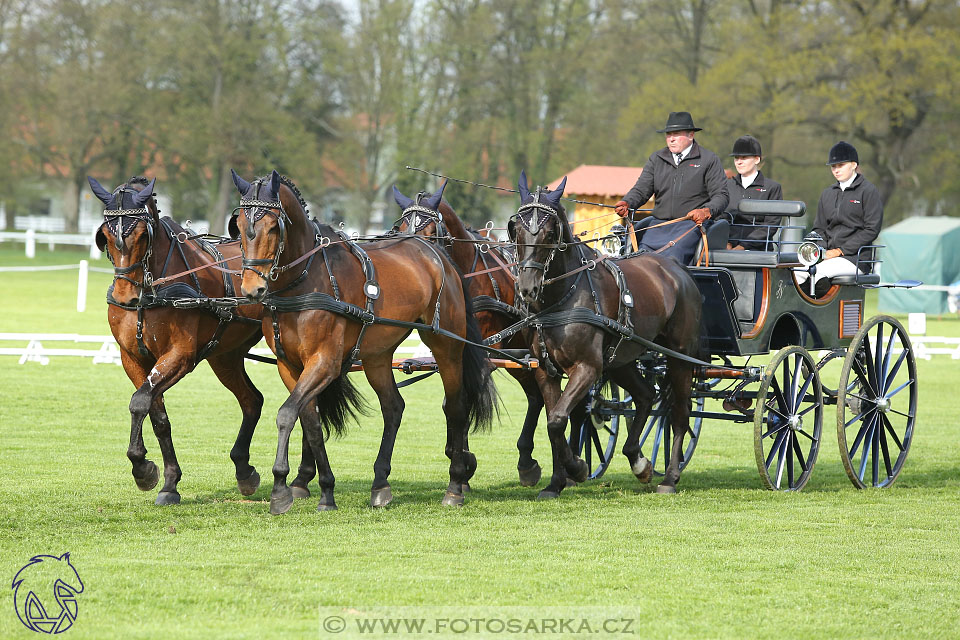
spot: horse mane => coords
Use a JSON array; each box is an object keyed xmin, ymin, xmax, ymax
[{"xmin": 553, "ymin": 203, "xmax": 577, "ymax": 246}]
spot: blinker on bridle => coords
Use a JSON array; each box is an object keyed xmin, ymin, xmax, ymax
[
  {"xmin": 395, "ymin": 192, "xmax": 447, "ymax": 240},
  {"xmin": 236, "ymin": 178, "xmax": 291, "ymax": 282},
  {"xmin": 512, "ymin": 188, "xmax": 565, "ymax": 297}
]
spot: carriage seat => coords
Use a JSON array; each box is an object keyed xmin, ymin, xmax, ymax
[{"xmin": 830, "ymin": 273, "xmax": 881, "ymax": 286}]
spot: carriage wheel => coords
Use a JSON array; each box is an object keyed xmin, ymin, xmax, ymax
[
  {"xmin": 570, "ymin": 379, "xmax": 623, "ymax": 480},
  {"xmin": 837, "ymin": 315, "xmax": 917, "ymax": 489},
  {"xmin": 754, "ymin": 346, "xmax": 823, "ymax": 491},
  {"xmin": 815, "ymin": 349, "xmax": 852, "ymax": 398},
  {"xmin": 638, "ymin": 385, "xmax": 704, "ymax": 477}
]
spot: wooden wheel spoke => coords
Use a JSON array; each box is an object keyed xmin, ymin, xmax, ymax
[
  {"xmin": 774, "ymin": 434, "xmax": 789, "ymax": 489},
  {"xmin": 650, "ymin": 420, "xmax": 664, "ymax": 468},
  {"xmin": 797, "ymin": 429, "xmax": 818, "ymax": 442},
  {"xmin": 761, "ymin": 423, "xmax": 789, "ymax": 440},
  {"xmin": 845, "ymin": 409, "xmax": 868, "ymax": 429},
  {"xmin": 871, "ymin": 421, "xmax": 881, "ymax": 486},
  {"xmin": 798, "ymin": 403, "xmax": 818, "ymax": 417},
  {"xmin": 879, "ymin": 422, "xmax": 894, "ymax": 480},
  {"xmin": 591, "ymin": 428, "xmax": 604, "ymax": 460},
  {"xmin": 885, "ymin": 379, "xmax": 915, "ymax": 400},
  {"xmin": 765, "ymin": 429, "xmax": 789, "ymax": 470},
  {"xmin": 851, "ymin": 355, "xmax": 876, "ymax": 395},
  {"xmin": 848, "ymin": 420, "xmax": 870, "ymax": 458},
  {"xmin": 881, "ymin": 413, "xmax": 905, "ymax": 452},
  {"xmin": 786, "ymin": 433, "xmax": 795, "ymax": 488},
  {"xmin": 857, "ymin": 417, "xmax": 877, "ymax": 482},
  {"xmin": 882, "ymin": 349, "xmax": 908, "ymax": 395},
  {"xmin": 791, "ymin": 435, "xmax": 808, "ymax": 472},
  {"xmin": 873, "ymin": 324, "xmax": 885, "ymax": 390},
  {"xmin": 769, "ymin": 375, "xmax": 789, "ymax": 416}
]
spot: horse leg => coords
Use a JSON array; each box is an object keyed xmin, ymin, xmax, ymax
[
  {"xmin": 269, "ymin": 361, "xmax": 339, "ymax": 515},
  {"xmin": 207, "ymin": 352, "xmax": 263, "ymax": 496},
  {"xmin": 610, "ymin": 364, "xmax": 657, "ymax": 484},
  {"xmin": 290, "ymin": 431, "xmax": 317, "ymax": 499},
  {"xmin": 298, "ymin": 404, "xmax": 337, "ymax": 511},
  {"xmin": 148, "ymin": 397, "xmax": 183, "ymax": 505},
  {"xmin": 362, "ymin": 356, "xmax": 405, "ymax": 508},
  {"xmin": 427, "ymin": 340, "xmax": 471, "ymax": 507},
  {"xmin": 537, "ymin": 366, "xmax": 595, "ymax": 499},
  {"xmin": 511, "ymin": 369, "xmax": 545, "ymax": 486},
  {"xmin": 118, "ymin": 352, "xmax": 161, "ymax": 492},
  {"xmin": 658, "ymin": 358, "xmax": 694, "ymax": 494}
]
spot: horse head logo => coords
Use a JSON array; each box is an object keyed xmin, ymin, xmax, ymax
[{"xmin": 12, "ymin": 553, "xmax": 84, "ymax": 634}]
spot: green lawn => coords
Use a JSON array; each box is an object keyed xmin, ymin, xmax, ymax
[{"xmin": 1, "ymin": 247, "xmax": 959, "ymax": 639}]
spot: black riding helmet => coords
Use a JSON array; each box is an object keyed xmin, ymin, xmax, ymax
[
  {"xmin": 826, "ymin": 141, "xmax": 858, "ymax": 165},
  {"xmin": 730, "ymin": 135, "xmax": 762, "ymax": 158}
]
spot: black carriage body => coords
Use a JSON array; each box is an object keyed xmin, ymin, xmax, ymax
[{"xmin": 689, "ymin": 262, "xmax": 864, "ymax": 356}]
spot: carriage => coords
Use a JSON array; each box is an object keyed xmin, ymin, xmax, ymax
[{"xmin": 567, "ymin": 199, "xmax": 919, "ymax": 491}]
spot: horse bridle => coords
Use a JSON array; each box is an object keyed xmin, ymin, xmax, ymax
[
  {"xmin": 511, "ymin": 190, "xmax": 567, "ymax": 297},
  {"xmin": 393, "ymin": 193, "xmax": 449, "ymax": 243},
  {"xmin": 100, "ymin": 186, "xmax": 156, "ymax": 291},
  {"xmin": 236, "ymin": 179, "xmax": 292, "ymax": 282}
]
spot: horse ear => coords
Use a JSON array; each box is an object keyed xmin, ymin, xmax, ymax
[
  {"xmin": 423, "ymin": 180, "xmax": 447, "ymax": 210},
  {"xmin": 518, "ymin": 170, "xmax": 531, "ymax": 203},
  {"xmin": 507, "ymin": 218, "xmax": 517, "ymax": 240},
  {"xmin": 544, "ymin": 176, "xmax": 567, "ymax": 208},
  {"xmin": 231, "ymin": 169, "xmax": 251, "ymax": 195},
  {"xmin": 87, "ymin": 176, "xmax": 114, "ymax": 205},
  {"xmin": 227, "ymin": 214, "xmax": 240, "ymax": 239},
  {"xmin": 270, "ymin": 170, "xmax": 281, "ymax": 199},
  {"xmin": 133, "ymin": 178, "xmax": 156, "ymax": 207},
  {"xmin": 392, "ymin": 185, "xmax": 415, "ymax": 210}
]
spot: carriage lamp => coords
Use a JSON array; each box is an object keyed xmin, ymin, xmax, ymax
[
  {"xmin": 797, "ymin": 241, "xmax": 823, "ymax": 267},
  {"xmin": 601, "ymin": 224, "xmax": 626, "ymax": 256}
]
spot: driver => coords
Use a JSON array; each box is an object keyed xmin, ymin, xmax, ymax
[{"xmin": 614, "ymin": 111, "xmax": 728, "ymax": 264}]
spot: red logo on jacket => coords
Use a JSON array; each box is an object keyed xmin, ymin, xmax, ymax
[{"xmin": 850, "ymin": 199, "xmax": 861, "ymax": 204}]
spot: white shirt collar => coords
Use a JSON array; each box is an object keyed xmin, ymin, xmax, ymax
[
  {"xmin": 739, "ymin": 171, "xmax": 759, "ymax": 188},
  {"xmin": 674, "ymin": 143, "xmax": 693, "ymax": 165},
  {"xmin": 838, "ymin": 174, "xmax": 856, "ymax": 191}
]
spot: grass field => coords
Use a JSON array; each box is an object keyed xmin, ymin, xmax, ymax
[{"xmin": 1, "ymin": 244, "xmax": 959, "ymax": 639}]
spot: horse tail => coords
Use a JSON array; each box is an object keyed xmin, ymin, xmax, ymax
[
  {"xmin": 316, "ymin": 371, "xmax": 369, "ymax": 439},
  {"xmin": 459, "ymin": 276, "xmax": 500, "ymax": 434}
]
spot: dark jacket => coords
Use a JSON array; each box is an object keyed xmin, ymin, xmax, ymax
[
  {"xmin": 813, "ymin": 173, "xmax": 883, "ymax": 266},
  {"xmin": 726, "ymin": 171, "xmax": 783, "ymax": 250},
  {"xmin": 623, "ymin": 142, "xmax": 729, "ymax": 220}
]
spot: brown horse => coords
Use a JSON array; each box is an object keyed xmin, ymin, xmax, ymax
[
  {"xmin": 391, "ymin": 182, "xmax": 571, "ymax": 486},
  {"xmin": 231, "ymin": 170, "xmax": 495, "ymax": 513},
  {"xmin": 507, "ymin": 171, "xmax": 702, "ymax": 497},
  {"xmin": 88, "ymin": 176, "xmax": 265, "ymax": 505}
]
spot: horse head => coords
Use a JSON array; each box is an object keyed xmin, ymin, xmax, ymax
[
  {"xmin": 392, "ymin": 180, "xmax": 448, "ymax": 240},
  {"xmin": 13, "ymin": 553, "xmax": 84, "ymax": 633},
  {"xmin": 89, "ymin": 176, "xmax": 158, "ymax": 306},
  {"xmin": 508, "ymin": 170, "xmax": 568, "ymax": 305},
  {"xmin": 230, "ymin": 169, "xmax": 293, "ymax": 301}
]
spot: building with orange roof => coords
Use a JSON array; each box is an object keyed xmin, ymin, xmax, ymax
[{"xmin": 547, "ymin": 165, "xmax": 654, "ymax": 243}]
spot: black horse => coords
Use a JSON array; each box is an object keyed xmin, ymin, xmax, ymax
[{"xmin": 508, "ymin": 171, "xmax": 703, "ymax": 497}]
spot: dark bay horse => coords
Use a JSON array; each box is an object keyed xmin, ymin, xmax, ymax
[
  {"xmin": 391, "ymin": 182, "xmax": 552, "ymax": 486},
  {"xmin": 88, "ymin": 176, "xmax": 265, "ymax": 505},
  {"xmin": 507, "ymin": 171, "xmax": 702, "ymax": 497},
  {"xmin": 232, "ymin": 170, "xmax": 495, "ymax": 513}
]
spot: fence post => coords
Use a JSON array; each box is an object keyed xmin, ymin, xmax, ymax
[
  {"xmin": 89, "ymin": 238, "xmax": 100, "ymax": 260},
  {"xmin": 77, "ymin": 260, "xmax": 88, "ymax": 313},
  {"xmin": 25, "ymin": 229, "xmax": 36, "ymax": 258}
]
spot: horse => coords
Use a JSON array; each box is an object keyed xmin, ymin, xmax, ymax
[
  {"xmin": 507, "ymin": 171, "xmax": 703, "ymax": 497},
  {"xmin": 390, "ymin": 182, "xmax": 555, "ymax": 486},
  {"xmin": 89, "ymin": 175, "xmax": 266, "ymax": 505},
  {"xmin": 231, "ymin": 169, "xmax": 496, "ymax": 513}
]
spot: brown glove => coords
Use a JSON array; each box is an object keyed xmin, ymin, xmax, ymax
[
  {"xmin": 614, "ymin": 200, "xmax": 630, "ymax": 218},
  {"xmin": 688, "ymin": 208, "xmax": 711, "ymax": 225}
]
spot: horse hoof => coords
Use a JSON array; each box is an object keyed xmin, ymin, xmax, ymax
[
  {"xmin": 370, "ymin": 486, "xmax": 393, "ymax": 508},
  {"xmin": 441, "ymin": 491, "xmax": 464, "ymax": 507},
  {"xmin": 518, "ymin": 462, "xmax": 542, "ymax": 487},
  {"xmin": 155, "ymin": 491, "xmax": 180, "ymax": 506},
  {"xmin": 134, "ymin": 461, "xmax": 160, "ymax": 491},
  {"xmin": 270, "ymin": 487, "xmax": 294, "ymax": 515},
  {"xmin": 656, "ymin": 484, "xmax": 677, "ymax": 494},
  {"xmin": 316, "ymin": 501, "xmax": 337, "ymax": 512},
  {"xmin": 632, "ymin": 457, "xmax": 653, "ymax": 484},
  {"xmin": 537, "ymin": 489, "xmax": 560, "ymax": 500},
  {"xmin": 462, "ymin": 482, "xmax": 471, "ymax": 493},
  {"xmin": 291, "ymin": 485, "xmax": 311, "ymax": 500},
  {"xmin": 564, "ymin": 477, "xmax": 577, "ymax": 489},
  {"xmin": 569, "ymin": 457, "xmax": 589, "ymax": 483},
  {"xmin": 237, "ymin": 469, "xmax": 261, "ymax": 496}
]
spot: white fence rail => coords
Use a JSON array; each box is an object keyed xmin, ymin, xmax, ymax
[
  {"xmin": 0, "ymin": 333, "xmax": 431, "ymax": 366},
  {"xmin": 0, "ymin": 230, "xmax": 100, "ymax": 259}
]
